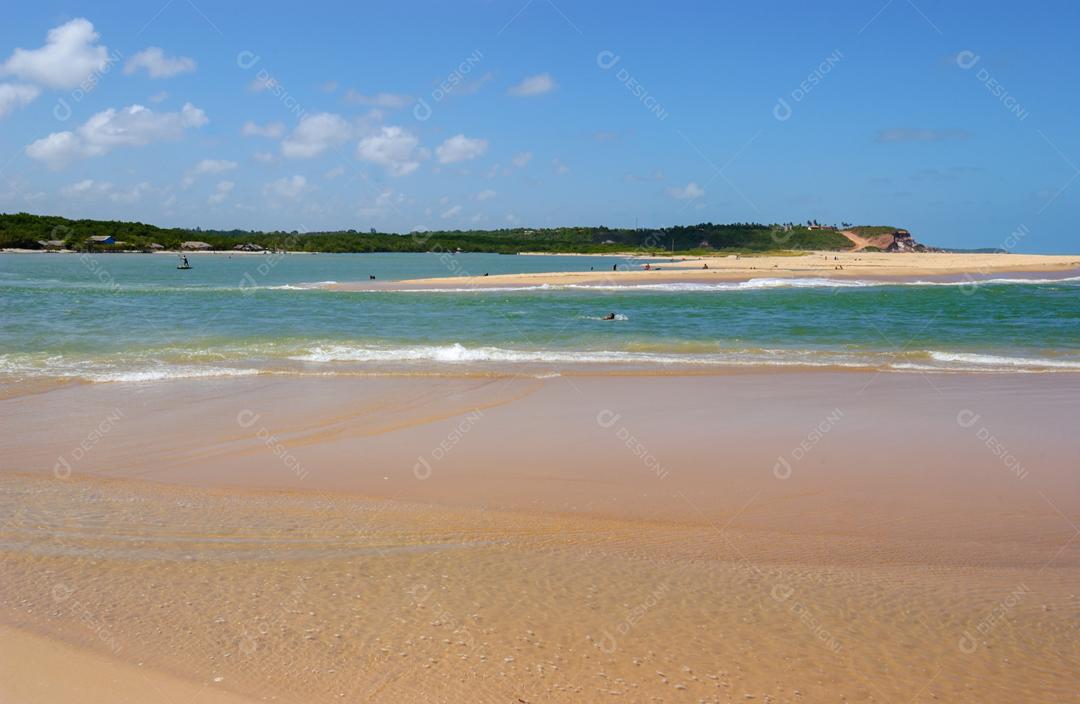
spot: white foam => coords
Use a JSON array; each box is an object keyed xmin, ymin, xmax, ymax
[
  {"xmin": 926, "ymin": 351, "xmax": 1080, "ymax": 369},
  {"xmin": 85, "ymin": 367, "xmax": 262, "ymax": 383},
  {"xmin": 291, "ymin": 343, "xmax": 860, "ymax": 367}
]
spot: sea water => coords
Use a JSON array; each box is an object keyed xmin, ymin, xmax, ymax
[{"xmin": 2, "ymin": 252, "xmax": 1079, "ymax": 383}]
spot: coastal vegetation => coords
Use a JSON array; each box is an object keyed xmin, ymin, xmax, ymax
[{"xmin": 1, "ymin": 212, "xmax": 864, "ymax": 254}]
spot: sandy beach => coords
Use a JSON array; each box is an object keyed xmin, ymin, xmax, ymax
[
  {"xmin": 324, "ymin": 251, "xmax": 1080, "ymax": 290},
  {"xmin": 2, "ymin": 372, "xmax": 1078, "ymax": 702}
]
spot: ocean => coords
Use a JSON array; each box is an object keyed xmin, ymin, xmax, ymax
[{"xmin": 2, "ymin": 251, "xmax": 1080, "ymax": 384}]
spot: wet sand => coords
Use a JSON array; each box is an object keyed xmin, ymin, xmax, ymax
[
  {"xmin": 324, "ymin": 251, "xmax": 1080, "ymax": 290},
  {"xmin": 2, "ymin": 373, "xmax": 1079, "ymax": 702}
]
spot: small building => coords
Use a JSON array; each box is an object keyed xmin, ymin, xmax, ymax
[
  {"xmin": 88, "ymin": 235, "xmax": 115, "ymax": 245},
  {"xmin": 38, "ymin": 240, "xmax": 66, "ymax": 249},
  {"xmin": 181, "ymin": 241, "xmax": 213, "ymax": 251},
  {"xmin": 147, "ymin": 243, "xmax": 165, "ymax": 250},
  {"xmin": 233, "ymin": 243, "xmax": 266, "ymax": 252},
  {"xmin": 602, "ymin": 239, "xmax": 617, "ymax": 245}
]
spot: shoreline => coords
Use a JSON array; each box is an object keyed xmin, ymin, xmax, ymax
[{"xmin": 323, "ymin": 251, "xmax": 1080, "ymax": 290}]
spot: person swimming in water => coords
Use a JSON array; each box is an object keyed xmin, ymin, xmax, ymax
[{"xmin": 601, "ymin": 312, "xmax": 616, "ymax": 320}]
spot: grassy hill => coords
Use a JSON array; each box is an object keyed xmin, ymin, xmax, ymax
[{"xmin": 1, "ymin": 212, "xmax": 861, "ymax": 254}]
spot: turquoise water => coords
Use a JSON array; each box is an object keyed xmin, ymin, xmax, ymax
[{"xmin": 2, "ymin": 252, "xmax": 1080, "ymax": 382}]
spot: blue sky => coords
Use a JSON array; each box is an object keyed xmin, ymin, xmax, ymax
[{"xmin": 1, "ymin": 0, "xmax": 1078, "ymax": 251}]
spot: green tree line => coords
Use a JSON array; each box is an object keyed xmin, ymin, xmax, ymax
[{"xmin": 0, "ymin": 212, "xmax": 859, "ymax": 253}]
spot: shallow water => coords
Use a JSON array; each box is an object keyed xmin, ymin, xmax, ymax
[{"xmin": 3, "ymin": 252, "xmax": 1080, "ymax": 384}]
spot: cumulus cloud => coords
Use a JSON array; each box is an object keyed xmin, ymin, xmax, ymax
[
  {"xmin": 148, "ymin": 90, "xmax": 169, "ymax": 104},
  {"xmin": 264, "ymin": 175, "xmax": 309, "ymax": 200},
  {"xmin": 874, "ymin": 128, "xmax": 970, "ymax": 143},
  {"xmin": 191, "ymin": 159, "xmax": 237, "ymax": 174},
  {"xmin": 508, "ymin": 73, "xmax": 556, "ymax": 96},
  {"xmin": 324, "ymin": 166, "xmax": 345, "ymax": 180},
  {"xmin": 441, "ymin": 204, "xmax": 462, "ymax": 219},
  {"xmin": 26, "ymin": 102, "xmax": 208, "ymax": 168},
  {"xmin": 435, "ymin": 134, "xmax": 488, "ymax": 164},
  {"xmin": 0, "ymin": 83, "xmax": 40, "ymax": 118},
  {"xmin": 281, "ymin": 113, "xmax": 351, "ymax": 158},
  {"xmin": 241, "ymin": 120, "xmax": 285, "ymax": 138},
  {"xmin": 208, "ymin": 180, "xmax": 235, "ymax": 204},
  {"xmin": 476, "ymin": 189, "xmax": 496, "ymax": 201},
  {"xmin": 667, "ymin": 181, "xmax": 704, "ymax": 200},
  {"xmin": 511, "ymin": 151, "xmax": 533, "ymax": 168},
  {"xmin": 124, "ymin": 47, "xmax": 196, "ymax": 78},
  {"xmin": 343, "ymin": 90, "xmax": 412, "ymax": 108},
  {"xmin": 1, "ymin": 18, "xmax": 110, "ymax": 88},
  {"xmin": 356, "ymin": 126, "xmax": 428, "ymax": 176}
]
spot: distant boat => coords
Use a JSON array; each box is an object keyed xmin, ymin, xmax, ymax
[{"xmin": 177, "ymin": 254, "xmax": 192, "ymax": 270}]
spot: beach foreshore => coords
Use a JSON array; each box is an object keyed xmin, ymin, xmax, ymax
[
  {"xmin": 2, "ymin": 372, "xmax": 1078, "ymax": 702},
  {"xmin": 324, "ymin": 251, "xmax": 1080, "ymax": 290}
]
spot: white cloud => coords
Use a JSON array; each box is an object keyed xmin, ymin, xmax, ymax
[
  {"xmin": 0, "ymin": 83, "xmax": 40, "ymax": 118},
  {"xmin": 476, "ymin": 189, "xmax": 496, "ymax": 201},
  {"xmin": 61, "ymin": 179, "xmax": 112, "ymax": 197},
  {"xmin": 441, "ymin": 204, "xmax": 462, "ymax": 219},
  {"xmin": 324, "ymin": 166, "xmax": 345, "ymax": 180},
  {"xmin": 264, "ymin": 175, "xmax": 309, "ymax": 200},
  {"xmin": 435, "ymin": 134, "xmax": 488, "ymax": 164},
  {"xmin": 110, "ymin": 182, "xmax": 152, "ymax": 204},
  {"xmin": 26, "ymin": 102, "xmax": 208, "ymax": 168},
  {"xmin": 192, "ymin": 159, "xmax": 237, "ymax": 175},
  {"xmin": 241, "ymin": 120, "xmax": 285, "ymax": 139},
  {"xmin": 148, "ymin": 90, "xmax": 169, "ymax": 104},
  {"xmin": 667, "ymin": 181, "xmax": 704, "ymax": 200},
  {"xmin": 208, "ymin": 180, "xmax": 235, "ymax": 204},
  {"xmin": 552, "ymin": 157, "xmax": 570, "ymax": 175},
  {"xmin": 343, "ymin": 90, "xmax": 412, "ymax": 108},
  {"xmin": 320, "ymin": 80, "xmax": 339, "ymax": 93},
  {"xmin": 1, "ymin": 18, "xmax": 109, "ymax": 89},
  {"xmin": 508, "ymin": 73, "xmax": 556, "ymax": 97},
  {"xmin": 511, "ymin": 151, "xmax": 533, "ymax": 168},
  {"xmin": 61, "ymin": 179, "xmax": 152, "ymax": 203},
  {"xmin": 624, "ymin": 169, "xmax": 665, "ymax": 182},
  {"xmin": 248, "ymin": 74, "xmax": 278, "ymax": 92},
  {"xmin": 252, "ymin": 151, "xmax": 277, "ymax": 164},
  {"xmin": 358, "ymin": 189, "xmax": 405, "ymax": 217},
  {"xmin": 454, "ymin": 72, "xmax": 494, "ymax": 97},
  {"xmin": 356, "ymin": 126, "xmax": 428, "ymax": 177},
  {"xmin": 282, "ymin": 113, "xmax": 351, "ymax": 158},
  {"xmin": 124, "ymin": 47, "xmax": 196, "ymax": 78}
]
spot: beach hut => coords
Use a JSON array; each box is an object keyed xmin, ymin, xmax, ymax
[
  {"xmin": 88, "ymin": 235, "xmax": 115, "ymax": 245},
  {"xmin": 181, "ymin": 241, "xmax": 213, "ymax": 251}
]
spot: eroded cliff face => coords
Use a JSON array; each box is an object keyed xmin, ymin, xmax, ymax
[{"xmin": 841, "ymin": 228, "xmax": 934, "ymax": 252}]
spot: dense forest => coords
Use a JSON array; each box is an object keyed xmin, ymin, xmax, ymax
[{"xmin": 0, "ymin": 212, "xmax": 858, "ymax": 254}]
